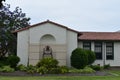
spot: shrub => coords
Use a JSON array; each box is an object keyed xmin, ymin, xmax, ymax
[
  {"xmin": 36, "ymin": 66, "xmax": 48, "ymax": 74},
  {"xmin": 71, "ymin": 48, "xmax": 88, "ymax": 69},
  {"xmin": 90, "ymin": 65, "xmax": 101, "ymax": 71},
  {"xmin": 69, "ymin": 66, "xmax": 95, "ymax": 73},
  {"xmin": 36, "ymin": 58, "xmax": 69, "ymax": 74},
  {"xmin": 36, "ymin": 58, "xmax": 58, "ymax": 68},
  {"xmin": 80, "ymin": 66, "xmax": 95, "ymax": 73},
  {"xmin": 7, "ymin": 55, "xmax": 20, "ymax": 68},
  {"xmin": 0, "ymin": 63, "xmax": 4, "ymax": 67},
  {"xmin": 59, "ymin": 66, "xmax": 69, "ymax": 74},
  {"xmin": 26, "ymin": 65, "xmax": 37, "ymax": 74},
  {"xmin": 36, "ymin": 58, "xmax": 59, "ymax": 74},
  {"xmin": 17, "ymin": 64, "xmax": 27, "ymax": 71},
  {"xmin": 0, "ymin": 66, "xmax": 15, "ymax": 72},
  {"xmin": 0, "ymin": 57, "xmax": 8, "ymax": 67},
  {"xmin": 48, "ymin": 67, "xmax": 61, "ymax": 74},
  {"xmin": 0, "ymin": 56, "xmax": 20, "ymax": 68},
  {"xmin": 69, "ymin": 68, "xmax": 81, "ymax": 73},
  {"xmin": 85, "ymin": 50, "xmax": 96, "ymax": 65},
  {"xmin": 104, "ymin": 64, "xmax": 110, "ymax": 69}
]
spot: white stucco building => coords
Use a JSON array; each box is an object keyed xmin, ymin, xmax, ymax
[{"xmin": 14, "ymin": 20, "xmax": 120, "ymax": 67}]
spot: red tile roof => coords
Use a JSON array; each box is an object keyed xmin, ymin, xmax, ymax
[
  {"xmin": 13, "ymin": 20, "xmax": 79, "ymax": 33},
  {"xmin": 78, "ymin": 32, "xmax": 120, "ymax": 41}
]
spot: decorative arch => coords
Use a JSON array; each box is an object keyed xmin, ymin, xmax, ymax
[{"xmin": 40, "ymin": 34, "xmax": 56, "ymax": 44}]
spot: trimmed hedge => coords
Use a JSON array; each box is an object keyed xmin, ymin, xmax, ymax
[
  {"xmin": 85, "ymin": 50, "xmax": 96, "ymax": 65},
  {"xmin": 71, "ymin": 48, "xmax": 96, "ymax": 69},
  {"xmin": 71, "ymin": 48, "xmax": 88, "ymax": 69}
]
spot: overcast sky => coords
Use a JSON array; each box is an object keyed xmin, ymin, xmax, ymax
[{"xmin": 5, "ymin": 0, "xmax": 120, "ymax": 32}]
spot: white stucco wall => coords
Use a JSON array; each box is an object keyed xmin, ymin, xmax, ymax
[
  {"xmin": 17, "ymin": 30, "xmax": 29, "ymax": 66},
  {"xmin": 93, "ymin": 42, "xmax": 120, "ymax": 66},
  {"xmin": 67, "ymin": 31, "xmax": 78, "ymax": 67},
  {"xmin": 29, "ymin": 23, "xmax": 67, "ymax": 44},
  {"xmin": 78, "ymin": 41, "xmax": 120, "ymax": 66},
  {"xmin": 28, "ymin": 23, "xmax": 68, "ymax": 66},
  {"xmin": 105, "ymin": 42, "xmax": 120, "ymax": 66},
  {"xmin": 17, "ymin": 22, "xmax": 78, "ymax": 66}
]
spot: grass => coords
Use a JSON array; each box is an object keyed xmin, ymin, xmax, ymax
[
  {"xmin": 108, "ymin": 70, "xmax": 120, "ymax": 76},
  {"xmin": 0, "ymin": 76, "xmax": 120, "ymax": 80},
  {"xmin": 0, "ymin": 70, "xmax": 120, "ymax": 80}
]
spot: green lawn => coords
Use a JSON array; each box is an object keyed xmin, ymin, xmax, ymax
[
  {"xmin": 108, "ymin": 70, "xmax": 120, "ymax": 76},
  {"xmin": 0, "ymin": 70, "xmax": 120, "ymax": 80},
  {"xmin": 0, "ymin": 76, "xmax": 120, "ymax": 80}
]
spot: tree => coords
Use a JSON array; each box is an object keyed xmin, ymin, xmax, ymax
[
  {"xmin": 0, "ymin": 0, "xmax": 5, "ymax": 8},
  {"xmin": 0, "ymin": 4, "xmax": 30, "ymax": 58}
]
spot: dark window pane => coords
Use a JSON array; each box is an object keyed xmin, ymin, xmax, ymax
[
  {"xmin": 94, "ymin": 42, "xmax": 102, "ymax": 60},
  {"xmin": 106, "ymin": 42, "xmax": 114, "ymax": 60},
  {"xmin": 83, "ymin": 42, "xmax": 91, "ymax": 50}
]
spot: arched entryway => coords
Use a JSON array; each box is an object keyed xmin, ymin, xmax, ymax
[
  {"xmin": 40, "ymin": 34, "xmax": 56, "ymax": 44},
  {"xmin": 29, "ymin": 34, "xmax": 67, "ymax": 66},
  {"xmin": 39, "ymin": 34, "xmax": 56, "ymax": 58}
]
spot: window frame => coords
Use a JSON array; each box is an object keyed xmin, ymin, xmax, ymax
[
  {"xmin": 83, "ymin": 42, "xmax": 91, "ymax": 50},
  {"xmin": 94, "ymin": 42, "xmax": 102, "ymax": 60},
  {"xmin": 106, "ymin": 42, "xmax": 114, "ymax": 60}
]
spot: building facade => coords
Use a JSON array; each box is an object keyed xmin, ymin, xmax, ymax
[{"xmin": 15, "ymin": 20, "xmax": 120, "ymax": 67}]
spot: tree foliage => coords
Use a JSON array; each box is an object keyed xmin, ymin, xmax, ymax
[
  {"xmin": 0, "ymin": 4, "xmax": 30, "ymax": 58},
  {"xmin": 0, "ymin": 0, "xmax": 5, "ymax": 8}
]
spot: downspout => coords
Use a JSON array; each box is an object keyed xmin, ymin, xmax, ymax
[
  {"xmin": 27, "ymin": 29, "xmax": 30, "ymax": 66},
  {"xmin": 103, "ymin": 42, "xmax": 106, "ymax": 66},
  {"xmin": 39, "ymin": 38, "xmax": 41, "ymax": 60}
]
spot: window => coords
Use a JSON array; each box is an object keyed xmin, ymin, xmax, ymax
[
  {"xmin": 94, "ymin": 42, "xmax": 102, "ymax": 60},
  {"xmin": 106, "ymin": 42, "xmax": 114, "ymax": 60},
  {"xmin": 83, "ymin": 42, "xmax": 91, "ymax": 50}
]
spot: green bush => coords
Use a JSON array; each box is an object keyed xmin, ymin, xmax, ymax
[
  {"xmin": 80, "ymin": 66, "xmax": 95, "ymax": 73},
  {"xmin": 7, "ymin": 55, "xmax": 20, "ymax": 68},
  {"xmin": 71, "ymin": 48, "xmax": 88, "ymax": 69},
  {"xmin": 85, "ymin": 50, "xmax": 96, "ymax": 65},
  {"xmin": 104, "ymin": 64, "xmax": 110, "ymax": 69},
  {"xmin": 17, "ymin": 64, "xmax": 27, "ymax": 71},
  {"xmin": 36, "ymin": 66, "xmax": 48, "ymax": 74},
  {"xmin": 17, "ymin": 64, "xmax": 37, "ymax": 74},
  {"xmin": 90, "ymin": 65, "xmax": 101, "ymax": 71},
  {"xmin": 26, "ymin": 65, "xmax": 37, "ymax": 74},
  {"xmin": 36, "ymin": 58, "xmax": 69, "ymax": 74},
  {"xmin": 0, "ymin": 66, "xmax": 15, "ymax": 72},
  {"xmin": 59, "ymin": 66, "xmax": 69, "ymax": 74},
  {"xmin": 0, "ymin": 57, "xmax": 8, "ymax": 67},
  {"xmin": 0, "ymin": 63, "xmax": 4, "ymax": 67},
  {"xmin": 36, "ymin": 58, "xmax": 59, "ymax": 74},
  {"xmin": 0, "ymin": 56, "xmax": 20, "ymax": 68},
  {"xmin": 69, "ymin": 66, "xmax": 95, "ymax": 73},
  {"xmin": 48, "ymin": 67, "xmax": 61, "ymax": 74},
  {"xmin": 36, "ymin": 58, "xmax": 58, "ymax": 68}
]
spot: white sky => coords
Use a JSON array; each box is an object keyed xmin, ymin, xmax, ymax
[{"xmin": 5, "ymin": 0, "xmax": 120, "ymax": 32}]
